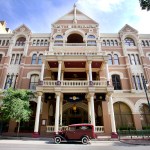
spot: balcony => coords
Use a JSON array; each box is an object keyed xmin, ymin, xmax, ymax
[
  {"xmin": 53, "ymin": 43, "xmax": 97, "ymax": 47},
  {"xmin": 45, "ymin": 50, "xmax": 106, "ymax": 57},
  {"xmin": 43, "ymin": 80, "xmax": 107, "ymax": 87}
]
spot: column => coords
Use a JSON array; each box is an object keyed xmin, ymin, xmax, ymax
[
  {"xmin": 88, "ymin": 61, "xmax": 93, "ymax": 85},
  {"xmin": 87, "ymin": 97, "xmax": 91, "ymax": 123},
  {"xmin": 59, "ymin": 98, "xmax": 63, "ymax": 126},
  {"xmin": 105, "ymin": 61, "xmax": 110, "ymax": 85},
  {"xmin": 57, "ymin": 61, "xmax": 62, "ymax": 85},
  {"xmin": 89, "ymin": 93, "xmax": 95, "ymax": 129},
  {"xmin": 40, "ymin": 62, "xmax": 45, "ymax": 84},
  {"xmin": 108, "ymin": 93, "xmax": 118, "ymax": 138},
  {"xmin": 86, "ymin": 72, "xmax": 89, "ymax": 81},
  {"xmin": 61, "ymin": 71, "xmax": 64, "ymax": 81},
  {"xmin": 33, "ymin": 92, "xmax": 42, "ymax": 137},
  {"xmin": 54, "ymin": 92, "xmax": 61, "ymax": 133}
]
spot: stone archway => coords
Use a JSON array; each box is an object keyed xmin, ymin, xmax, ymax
[{"xmin": 62, "ymin": 102, "xmax": 88, "ymax": 125}]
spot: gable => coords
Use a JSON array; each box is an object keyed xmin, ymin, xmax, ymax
[
  {"xmin": 53, "ymin": 8, "xmax": 98, "ymax": 25},
  {"xmin": 13, "ymin": 24, "xmax": 31, "ymax": 33},
  {"xmin": 119, "ymin": 24, "xmax": 138, "ymax": 34}
]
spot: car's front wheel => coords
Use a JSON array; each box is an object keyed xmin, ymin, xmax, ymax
[
  {"xmin": 81, "ymin": 136, "xmax": 89, "ymax": 144},
  {"xmin": 54, "ymin": 136, "xmax": 61, "ymax": 144}
]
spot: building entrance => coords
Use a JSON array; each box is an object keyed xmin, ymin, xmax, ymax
[{"xmin": 62, "ymin": 106, "xmax": 88, "ymax": 125}]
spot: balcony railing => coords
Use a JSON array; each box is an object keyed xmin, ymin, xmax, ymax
[
  {"xmin": 45, "ymin": 50, "xmax": 106, "ymax": 56},
  {"xmin": 42, "ymin": 80, "xmax": 107, "ymax": 87},
  {"xmin": 46, "ymin": 126, "xmax": 104, "ymax": 133},
  {"xmin": 54, "ymin": 43, "xmax": 97, "ymax": 46}
]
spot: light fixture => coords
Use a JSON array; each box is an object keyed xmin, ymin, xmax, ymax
[{"xmin": 72, "ymin": 104, "xmax": 77, "ymax": 112}]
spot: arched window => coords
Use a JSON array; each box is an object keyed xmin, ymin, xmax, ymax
[
  {"xmin": 37, "ymin": 40, "xmax": 40, "ymax": 46},
  {"xmin": 44, "ymin": 40, "xmax": 48, "ymax": 46},
  {"xmin": 6, "ymin": 40, "xmax": 9, "ymax": 46},
  {"xmin": 29, "ymin": 74, "xmax": 39, "ymax": 90},
  {"xmin": 108, "ymin": 54, "xmax": 113, "ymax": 65},
  {"xmin": 31, "ymin": 54, "xmax": 37, "ymax": 64},
  {"xmin": 32, "ymin": 40, "xmax": 36, "ymax": 46},
  {"xmin": 41, "ymin": 40, "xmax": 44, "ymax": 46},
  {"xmin": 15, "ymin": 37, "xmax": 26, "ymax": 46},
  {"xmin": 2, "ymin": 40, "xmax": 5, "ymax": 46},
  {"xmin": 114, "ymin": 102, "xmax": 134, "ymax": 129},
  {"xmin": 88, "ymin": 35, "xmax": 95, "ymax": 39},
  {"xmin": 110, "ymin": 40, "xmax": 114, "ymax": 46},
  {"xmin": 141, "ymin": 40, "xmax": 145, "ymax": 47},
  {"xmin": 112, "ymin": 74, "xmax": 122, "ymax": 90},
  {"xmin": 106, "ymin": 40, "xmax": 110, "ymax": 46},
  {"xmin": 114, "ymin": 40, "xmax": 118, "ymax": 46},
  {"xmin": 145, "ymin": 40, "xmax": 149, "ymax": 47},
  {"xmin": 114, "ymin": 54, "xmax": 119, "ymax": 65},
  {"xmin": 102, "ymin": 40, "xmax": 106, "ymax": 46},
  {"xmin": 38, "ymin": 54, "xmax": 43, "ymax": 64},
  {"xmin": 56, "ymin": 35, "xmax": 63, "ymax": 39},
  {"xmin": 139, "ymin": 104, "xmax": 150, "ymax": 128},
  {"xmin": 125, "ymin": 37, "xmax": 135, "ymax": 46}
]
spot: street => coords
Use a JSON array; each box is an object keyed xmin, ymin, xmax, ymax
[{"xmin": 0, "ymin": 139, "xmax": 149, "ymax": 150}]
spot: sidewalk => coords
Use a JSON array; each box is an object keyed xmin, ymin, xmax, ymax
[{"xmin": 0, "ymin": 135, "xmax": 150, "ymax": 145}]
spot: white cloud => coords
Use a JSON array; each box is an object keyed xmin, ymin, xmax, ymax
[{"xmin": 77, "ymin": 0, "xmax": 125, "ymax": 12}]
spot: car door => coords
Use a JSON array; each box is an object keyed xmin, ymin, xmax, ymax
[{"xmin": 65, "ymin": 126, "xmax": 79, "ymax": 140}]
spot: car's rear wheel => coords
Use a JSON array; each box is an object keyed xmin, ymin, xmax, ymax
[
  {"xmin": 54, "ymin": 136, "xmax": 61, "ymax": 144},
  {"xmin": 81, "ymin": 136, "xmax": 89, "ymax": 144}
]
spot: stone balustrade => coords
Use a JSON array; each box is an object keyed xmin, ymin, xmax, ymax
[
  {"xmin": 43, "ymin": 80, "xmax": 107, "ymax": 87},
  {"xmin": 45, "ymin": 50, "xmax": 106, "ymax": 56}
]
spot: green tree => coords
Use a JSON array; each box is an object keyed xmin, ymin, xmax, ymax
[
  {"xmin": 1, "ymin": 88, "xmax": 34, "ymax": 136},
  {"xmin": 139, "ymin": 0, "xmax": 150, "ymax": 11}
]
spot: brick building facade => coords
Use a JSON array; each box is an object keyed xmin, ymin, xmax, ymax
[{"xmin": 0, "ymin": 5, "xmax": 150, "ymax": 137}]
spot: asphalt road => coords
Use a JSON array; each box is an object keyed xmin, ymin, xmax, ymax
[{"xmin": 0, "ymin": 139, "xmax": 149, "ymax": 150}]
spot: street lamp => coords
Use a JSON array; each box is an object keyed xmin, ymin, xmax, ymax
[{"xmin": 141, "ymin": 74, "xmax": 150, "ymax": 111}]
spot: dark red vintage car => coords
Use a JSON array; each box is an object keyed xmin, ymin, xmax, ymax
[{"xmin": 54, "ymin": 124, "xmax": 96, "ymax": 144}]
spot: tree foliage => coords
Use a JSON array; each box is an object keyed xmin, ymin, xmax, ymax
[
  {"xmin": 0, "ymin": 88, "xmax": 34, "ymax": 135},
  {"xmin": 139, "ymin": 0, "xmax": 150, "ymax": 11}
]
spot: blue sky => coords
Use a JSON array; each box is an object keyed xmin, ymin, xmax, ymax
[{"xmin": 0, "ymin": 0, "xmax": 150, "ymax": 33}]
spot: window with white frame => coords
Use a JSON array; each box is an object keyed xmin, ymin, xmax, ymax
[
  {"xmin": 31, "ymin": 54, "xmax": 37, "ymax": 64},
  {"xmin": 10, "ymin": 54, "xmax": 23, "ymax": 65},
  {"xmin": 29, "ymin": 74, "xmax": 39, "ymax": 90},
  {"xmin": 108, "ymin": 54, "xmax": 113, "ymax": 65},
  {"xmin": 114, "ymin": 54, "xmax": 119, "ymax": 65},
  {"xmin": 125, "ymin": 38, "xmax": 135, "ymax": 46},
  {"xmin": 112, "ymin": 74, "xmax": 122, "ymax": 90},
  {"xmin": 136, "ymin": 75, "xmax": 142, "ymax": 90},
  {"xmin": 10, "ymin": 54, "xmax": 15, "ymax": 64},
  {"xmin": 38, "ymin": 54, "xmax": 43, "ymax": 64},
  {"xmin": 15, "ymin": 37, "xmax": 26, "ymax": 46}
]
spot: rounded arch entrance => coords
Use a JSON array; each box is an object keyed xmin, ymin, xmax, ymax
[
  {"xmin": 113, "ymin": 101, "xmax": 134, "ymax": 129},
  {"xmin": 67, "ymin": 33, "xmax": 83, "ymax": 43},
  {"xmin": 62, "ymin": 102, "xmax": 88, "ymax": 125}
]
